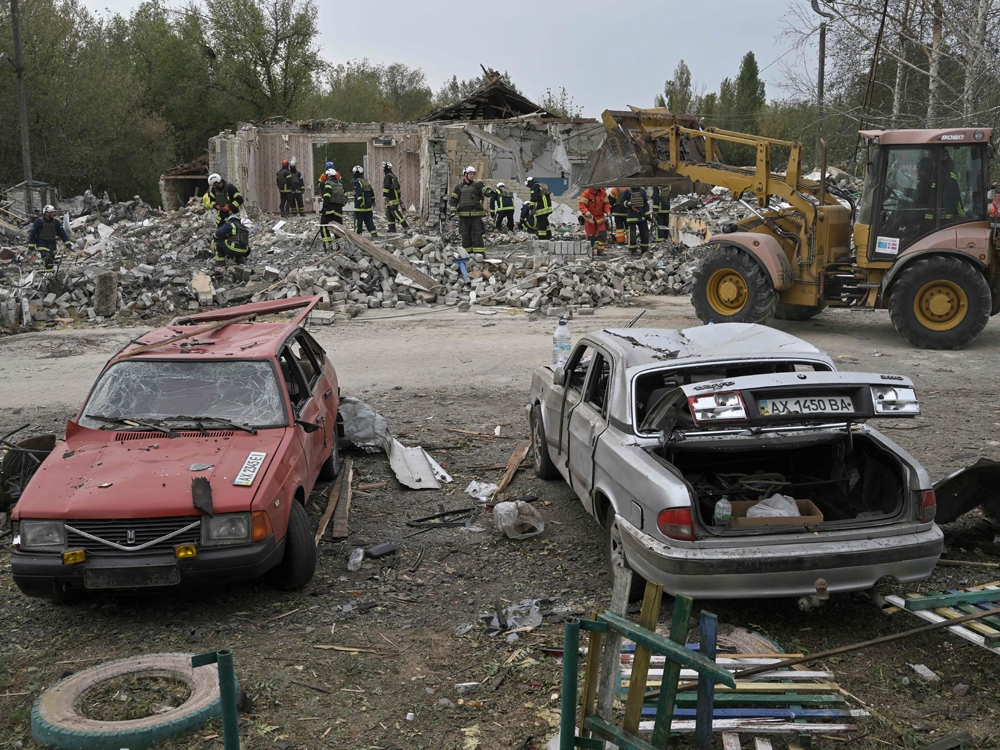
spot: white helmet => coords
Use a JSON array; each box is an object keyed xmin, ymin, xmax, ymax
[
  {"xmin": 525, "ymin": 176, "xmax": 534, "ymax": 187},
  {"xmin": 352, "ymin": 165, "xmax": 364, "ymax": 175},
  {"xmin": 463, "ymin": 166, "xmax": 477, "ymax": 175},
  {"xmin": 325, "ymin": 168, "xmax": 336, "ymax": 178},
  {"xmin": 383, "ymin": 161, "xmax": 393, "ymax": 169},
  {"xmin": 496, "ymin": 182, "xmax": 505, "ymax": 189},
  {"xmin": 208, "ymin": 173, "xmax": 222, "ymax": 185},
  {"xmin": 289, "ymin": 158, "xmax": 297, "ymax": 167},
  {"xmin": 42, "ymin": 204, "xmax": 56, "ymax": 213}
]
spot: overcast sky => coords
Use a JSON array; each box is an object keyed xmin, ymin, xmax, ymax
[{"xmin": 78, "ymin": 0, "xmax": 818, "ymax": 116}]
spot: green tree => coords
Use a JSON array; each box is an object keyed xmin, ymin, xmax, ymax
[
  {"xmin": 539, "ymin": 86, "xmax": 583, "ymax": 118},
  {"xmin": 203, "ymin": 0, "xmax": 322, "ymax": 120},
  {"xmin": 315, "ymin": 58, "xmax": 432, "ymax": 122},
  {"xmin": 733, "ymin": 51, "xmax": 766, "ymax": 132},
  {"xmin": 654, "ymin": 60, "xmax": 693, "ymax": 114}
]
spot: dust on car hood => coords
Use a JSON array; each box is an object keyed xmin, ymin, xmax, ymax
[{"xmin": 16, "ymin": 424, "xmax": 287, "ymax": 519}]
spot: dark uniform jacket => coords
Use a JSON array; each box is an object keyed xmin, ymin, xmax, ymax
[
  {"xmin": 623, "ymin": 187, "xmax": 650, "ymax": 221},
  {"xmin": 450, "ymin": 180, "xmax": 487, "ymax": 217},
  {"xmin": 488, "ymin": 187, "xmax": 515, "ymax": 213},
  {"xmin": 353, "ymin": 177, "xmax": 376, "ymax": 211},
  {"xmin": 529, "ymin": 182, "xmax": 553, "ymax": 215},
  {"xmin": 323, "ymin": 179, "xmax": 347, "ymax": 211},
  {"xmin": 276, "ymin": 167, "xmax": 291, "ymax": 192},
  {"xmin": 383, "ymin": 172, "xmax": 402, "ymax": 206},
  {"xmin": 214, "ymin": 215, "xmax": 249, "ymax": 255},
  {"xmin": 28, "ymin": 217, "xmax": 71, "ymax": 251},
  {"xmin": 208, "ymin": 182, "xmax": 243, "ymax": 213},
  {"xmin": 287, "ymin": 168, "xmax": 304, "ymax": 193}
]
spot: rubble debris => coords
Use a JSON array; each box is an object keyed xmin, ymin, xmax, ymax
[
  {"xmin": 480, "ymin": 599, "xmax": 544, "ymax": 636},
  {"xmin": 386, "ymin": 437, "xmax": 452, "ymax": 490},
  {"xmin": 465, "ymin": 480, "xmax": 499, "ymax": 502},
  {"xmin": 347, "ymin": 548, "xmax": 364, "ymax": 572},
  {"xmin": 493, "ymin": 500, "xmax": 545, "ymax": 539},
  {"xmin": 315, "ymin": 457, "xmax": 353, "ymax": 544},
  {"xmin": 454, "ymin": 682, "xmax": 482, "ymax": 696},
  {"xmin": 364, "ymin": 542, "xmax": 397, "ymax": 559},
  {"xmin": 339, "ymin": 398, "xmax": 389, "ymax": 452},
  {"xmin": 493, "ymin": 440, "xmax": 532, "ymax": 499}
]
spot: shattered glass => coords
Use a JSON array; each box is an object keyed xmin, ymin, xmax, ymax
[{"xmin": 79, "ymin": 360, "xmax": 287, "ymax": 429}]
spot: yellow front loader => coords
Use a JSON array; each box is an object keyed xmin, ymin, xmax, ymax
[{"xmin": 579, "ymin": 107, "xmax": 998, "ymax": 349}]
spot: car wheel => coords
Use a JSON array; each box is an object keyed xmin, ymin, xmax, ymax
[
  {"xmin": 604, "ymin": 512, "xmax": 647, "ymax": 602},
  {"xmin": 530, "ymin": 404, "xmax": 560, "ymax": 480},
  {"xmin": 267, "ymin": 500, "xmax": 316, "ymax": 591},
  {"xmin": 318, "ymin": 430, "xmax": 340, "ymax": 481},
  {"xmin": 691, "ymin": 246, "xmax": 778, "ymax": 324},
  {"xmin": 888, "ymin": 256, "xmax": 991, "ymax": 349},
  {"xmin": 774, "ymin": 302, "xmax": 824, "ymax": 321}
]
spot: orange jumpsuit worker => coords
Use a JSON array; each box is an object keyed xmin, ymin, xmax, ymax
[{"xmin": 578, "ymin": 186, "xmax": 611, "ymax": 254}]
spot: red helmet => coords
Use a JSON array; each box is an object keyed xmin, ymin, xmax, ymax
[{"xmin": 281, "ymin": 159, "xmax": 289, "ymax": 167}]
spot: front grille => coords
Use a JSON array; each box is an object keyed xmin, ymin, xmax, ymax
[
  {"xmin": 115, "ymin": 431, "xmax": 234, "ymax": 441},
  {"xmin": 66, "ymin": 516, "xmax": 201, "ymax": 554}
]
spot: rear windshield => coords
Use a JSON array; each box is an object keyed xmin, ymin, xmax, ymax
[
  {"xmin": 79, "ymin": 360, "xmax": 287, "ymax": 429},
  {"xmin": 634, "ymin": 360, "xmax": 831, "ymax": 431}
]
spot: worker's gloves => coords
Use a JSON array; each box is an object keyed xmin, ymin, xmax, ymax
[{"xmin": 584, "ymin": 212, "xmax": 594, "ymax": 220}]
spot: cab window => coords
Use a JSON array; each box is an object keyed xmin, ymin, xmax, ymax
[
  {"xmin": 566, "ymin": 345, "xmax": 595, "ymax": 392},
  {"xmin": 278, "ymin": 348, "xmax": 308, "ymax": 412},
  {"xmin": 585, "ymin": 353, "xmax": 611, "ymax": 416}
]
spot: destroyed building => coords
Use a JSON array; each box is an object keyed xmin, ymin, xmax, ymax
[{"xmin": 191, "ymin": 74, "xmax": 605, "ymax": 226}]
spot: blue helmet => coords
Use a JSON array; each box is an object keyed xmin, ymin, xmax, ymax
[{"xmin": 326, "ymin": 162, "xmax": 334, "ymax": 169}]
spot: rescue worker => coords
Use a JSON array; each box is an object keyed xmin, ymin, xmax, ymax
[
  {"xmin": 525, "ymin": 176, "xmax": 553, "ymax": 240},
  {"xmin": 317, "ymin": 161, "xmax": 334, "ymax": 194},
  {"xmin": 942, "ymin": 155, "xmax": 964, "ymax": 219},
  {"xmin": 352, "ymin": 166, "xmax": 378, "ymax": 237},
  {"xmin": 622, "ymin": 185, "xmax": 650, "ymax": 255},
  {"xmin": 320, "ymin": 168, "xmax": 347, "ymax": 250},
  {"xmin": 203, "ymin": 173, "xmax": 243, "ymax": 225},
  {"xmin": 276, "ymin": 159, "xmax": 292, "ymax": 216},
  {"xmin": 609, "ymin": 187, "xmax": 628, "ymax": 245},
  {"xmin": 288, "ymin": 158, "xmax": 305, "ymax": 215},
  {"xmin": 518, "ymin": 200, "xmax": 535, "ymax": 233},
  {"xmin": 578, "ymin": 185, "xmax": 611, "ymax": 254},
  {"xmin": 213, "ymin": 205, "xmax": 251, "ymax": 265},
  {"xmin": 28, "ymin": 204, "xmax": 71, "ymax": 271},
  {"xmin": 450, "ymin": 165, "xmax": 487, "ymax": 254},
  {"xmin": 382, "ymin": 161, "xmax": 409, "ymax": 232},
  {"xmin": 651, "ymin": 185, "xmax": 670, "ymax": 241},
  {"xmin": 488, "ymin": 182, "xmax": 516, "ymax": 232}
]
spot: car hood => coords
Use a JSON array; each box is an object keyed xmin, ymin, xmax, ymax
[{"xmin": 14, "ymin": 422, "xmax": 286, "ymax": 519}]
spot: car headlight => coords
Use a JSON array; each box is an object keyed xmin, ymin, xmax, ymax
[
  {"xmin": 19, "ymin": 520, "xmax": 67, "ymax": 551},
  {"xmin": 688, "ymin": 392, "xmax": 748, "ymax": 423},
  {"xmin": 871, "ymin": 386, "xmax": 920, "ymax": 414},
  {"xmin": 201, "ymin": 513, "xmax": 252, "ymax": 547}
]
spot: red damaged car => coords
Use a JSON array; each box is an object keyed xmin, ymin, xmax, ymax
[{"xmin": 10, "ymin": 297, "xmax": 340, "ymax": 600}]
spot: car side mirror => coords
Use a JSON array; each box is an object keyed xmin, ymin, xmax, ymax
[
  {"xmin": 296, "ymin": 419, "xmax": 321, "ymax": 433},
  {"xmin": 553, "ymin": 367, "xmax": 566, "ymax": 387}
]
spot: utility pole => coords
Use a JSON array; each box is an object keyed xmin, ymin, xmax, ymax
[
  {"xmin": 811, "ymin": 1, "xmax": 834, "ymax": 167},
  {"xmin": 10, "ymin": 0, "xmax": 35, "ymax": 215}
]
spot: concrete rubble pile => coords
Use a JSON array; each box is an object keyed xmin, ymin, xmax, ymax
[{"xmin": 0, "ymin": 194, "xmax": 703, "ymax": 331}]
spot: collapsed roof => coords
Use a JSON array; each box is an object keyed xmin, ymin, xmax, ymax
[{"xmin": 420, "ymin": 70, "xmax": 553, "ymax": 122}]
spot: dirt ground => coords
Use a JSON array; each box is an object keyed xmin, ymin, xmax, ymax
[{"xmin": 2, "ymin": 298, "xmax": 1000, "ymax": 750}]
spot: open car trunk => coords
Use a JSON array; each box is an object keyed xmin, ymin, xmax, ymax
[{"xmin": 660, "ymin": 432, "xmax": 913, "ymax": 535}]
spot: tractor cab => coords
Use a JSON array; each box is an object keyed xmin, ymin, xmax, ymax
[{"xmin": 854, "ymin": 128, "xmax": 992, "ymax": 265}]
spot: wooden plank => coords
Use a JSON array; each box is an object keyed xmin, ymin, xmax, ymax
[
  {"xmin": 328, "ymin": 222, "xmax": 444, "ymax": 293},
  {"xmin": 721, "ymin": 732, "xmax": 743, "ymax": 750},
  {"xmin": 625, "ymin": 656, "xmax": 804, "ymax": 667},
  {"xmin": 637, "ymin": 719, "xmax": 858, "ymax": 734},
  {"xmin": 885, "ymin": 595, "xmax": 1000, "ymax": 654},
  {"xmin": 597, "ymin": 564, "xmax": 633, "ymax": 721},
  {"xmin": 579, "ymin": 609, "xmax": 602, "ymax": 739},
  {"xmin": 314, "ymin": 457, "xmax": 351, "ymax": 544},
  {"xmin": 623, "ymin": 669, "xmax": 835, "ymax": 682},
  {"xmin": 692, "ymin": 610, "xmax": 718, "ymax": 750},
  {"xmin": 672, "ymin": 692, "xmax": 847, "ymax": 707},
  {"xmin": 651, "ymin": 594, "xmax": 694, "ymax": 747},
  {"xmin": 492, "ymin": 439, "xmax": 531, "ymax": 499},
  {"xmin": 622, "ymin": 581, "xmax": 664, "ymax": 736},
  {"xmin": 330, "ymin": 460, "xmax": 354, "ymax": 539},
  {"xmin": 904, "ymin": 588, "xmax": 1000, "ymax": 610},
  {"xmin": 632, "ymin": 681, "xmax": 842, "ymax": 693},
  {"xmin": 754, "ymin": 739, "xmax": 774, "ymax": 750},
  {"xmin": 933, "ymin": 605, "xmax": 1000, "ymax": 645},
  {"xmin": 639, "ymin": 707, "xmax": 870, "ymax": 719}
]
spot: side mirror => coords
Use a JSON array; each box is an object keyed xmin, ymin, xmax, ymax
[
  {"xmin": 989, "ymin": 188, "xmax": 996, "ymax": 203},
  {"xmin": 296, "ymin": 419, "xmax": 321, "ymax": 434},
  {"xmin": 553, "ymin": 367, "xmax": 566, "ymax": 387}
]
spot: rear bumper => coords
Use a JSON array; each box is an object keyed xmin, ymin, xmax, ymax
[
  {"xmin": 11, "ymin": 536, "xmax": 285, "ymax": 598},
  {"xmin": 618, "ymin": 517, "xmax": 943, "ymax": 599}
]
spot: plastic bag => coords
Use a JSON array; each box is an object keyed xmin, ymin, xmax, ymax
[
  {"xmin": 493, "ymin": 500, "xmax": 544, "ymax": 539},
  {"xmin": 338, "ymin": 397, "xmax": 388, "ymax": 452},
  {"xmin": 746, "ymin": 493, "xmax": 800, "ymax": 518},
  {"xmin": 465, "ymin": 480, "xmax": 498, "ymax": 502},
  {"xmin": 347, "ymin": 548, "xmax": 364, "ymax": 571}
]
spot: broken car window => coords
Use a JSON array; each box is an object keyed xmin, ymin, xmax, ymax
[
  {"xmin": 585, "ymin": 353, "xmax": 611, "ymax": 416},
  {"xmin": 288, "ymin": 335, "xmax": 320, "ymax": 389},
  {"xmin": 567, "ymin": 345, "xmax": 594, "ymax": 392},
  {"xmin": 79, "ymin": 360, "xmax": 287, "ymax": 429},
  {"xmin": 278, "ymin": 348, "xmax": 309, "ymax": 412}
]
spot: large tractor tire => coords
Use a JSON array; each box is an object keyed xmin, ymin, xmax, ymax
[
  {"xmin": 691, "ymin": 246, "xmax": 778, "ymax": 324},
  {"xmin": 888, "ymin": 256, "xmax": 991, "ymax": 349},
  {"xmin": 774, "ymin": 303, "xmax": 825, "ymax": 321}
]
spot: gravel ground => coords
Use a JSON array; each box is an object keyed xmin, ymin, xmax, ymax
[{"xmin": 2, "ymin": 298, "xmax": 1000, "ymax": 750}]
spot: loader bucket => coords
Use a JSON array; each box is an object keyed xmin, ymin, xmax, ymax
[{"xmin": 571, "ymin": 108, "xmax": 712, "ymax": 193}]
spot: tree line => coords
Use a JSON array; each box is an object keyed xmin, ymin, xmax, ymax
[
  {"xmin": 0, "ymin": 0, "xmax": 581, "ymax": 205},
  {"xmin": 654, "ymin": 0, "xmax": 1000, "ymax": 174}
]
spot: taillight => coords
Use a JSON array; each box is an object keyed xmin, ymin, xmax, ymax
[
  {"xmin": 919, "ymin": 490, "xmax": 936, "ymax": 524},
  {"xmin": 688, "ymin": 391, "xmax": 749, "ymax": 424},
  {"xmin": 657, "ymin": 508, "xmax": 695, "ymax": 541}
]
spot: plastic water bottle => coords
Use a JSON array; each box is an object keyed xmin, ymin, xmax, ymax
[
  {"xmin": 714, "ymin": 495, "xmax": 732, "ymax": 526},
  {"xmin": 553, "ymin": 319, "xmax": 572, "ymax": 366}
]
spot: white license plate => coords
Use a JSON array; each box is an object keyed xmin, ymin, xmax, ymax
[
  {"xmin": 234, "ymin": 451, "xmax": 268, "ymax": 486},
  {"xmin": 757, "ymin": 396, "xmax": 854, "ymax": 416}
]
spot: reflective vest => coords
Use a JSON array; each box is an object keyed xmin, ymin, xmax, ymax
[
  {"xmin": 451, "ymin": 181, "xmax": 486, "ymax": 217},
  {"xmin": 216, "ymin": 217, "xmax": 249, "ymax": 255},
  {"xmin": 383, "ymin": 173, "xmax": 402, "ymax": 206},
  {"xmin": 530, "ymin": 182, "xmax": 552, "ymax": 215}
]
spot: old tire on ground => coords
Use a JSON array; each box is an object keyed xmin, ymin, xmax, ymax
[
  {"xmin": 267, "ymin": 500, "xmax": 316, "ymax": 590},
  {"xmin": 888, "ymin": 256, "xmax": 991, "ymax": 349},
  {"xmin": 530, "ymin": 404, "xmax": 560, "ymax": 480},
  {"xmin": 691, "ymin": 246, "xmax": 778, "ymax": 324},
  {"xmin": 774, "ymin": 303, "xmax": 824, "ymax": 321},
  {"xmin": 31, "ymin": 653, "xmax": 220, "ymax": 750},
  {"xmin": 318, "ymin": 430, "xmax": 340, "ymax": 481},
  {"xmin": 604, "ymin": 512, "xmax": 647, "ymax": 603}
]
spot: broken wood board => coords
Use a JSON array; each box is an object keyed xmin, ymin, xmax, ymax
[
  {"xmin": 886, "ymin": 594, "xmax": 1000, "ymax": 655},
  {"xmin": 330, "ymin": 460, "xmax": 354, "ymax": 539},
  {"xmin": 637, "ymin": 719, "xmax": 858, "ymax": 734},
  {"xmin": 315, "ymin": 457, "xmax": 352, "ymax": 544},
  {"xmin": 328, "ymin": 223, "xmax": 444, "ymax": 294},
  {"xmin": 904, "ymin": 585, "xmax": 1000, "ymax": 610},
  {"xmin": 493, "ymin": 439, "xmax": 531, "ymax": 499},
  {"xmin": 385, "ymin": 436, "xmax": 452, "ymax": 490}
]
